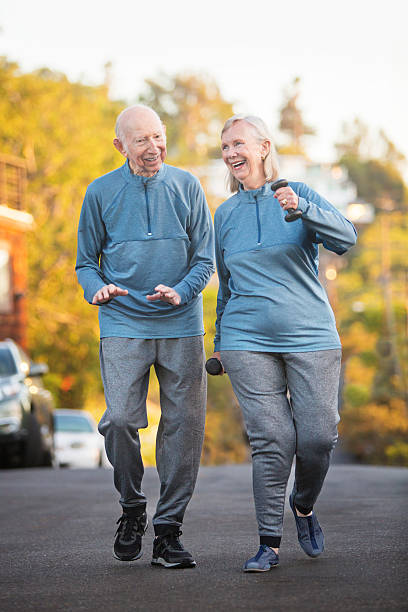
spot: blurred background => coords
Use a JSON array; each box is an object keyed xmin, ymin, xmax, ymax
[{"xmin": 0, "ymin": 0, "xmax": 407, "ymax": 469}]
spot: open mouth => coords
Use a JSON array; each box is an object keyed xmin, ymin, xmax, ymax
[
  {"xmin": 144, "ymin": 155, "xmax": 160, "ymax": 162},
  {"xmin": 231, "ymin": 160, "xmax": 246, "ymax": 169}
]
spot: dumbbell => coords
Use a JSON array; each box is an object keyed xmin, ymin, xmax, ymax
[
  {"xmin": 205, "ymin": 358, "xmax": 223, "ymax": 376},
  {"xmin": 270, "ymin": 179, "xmax": 302, "ymax": 222}
]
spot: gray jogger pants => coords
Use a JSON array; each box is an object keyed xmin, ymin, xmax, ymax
[
  {"xmin": 98, "ymin": 336, "xmax": 206, "ymax": 528},
  {"xmin": 220, "ymin": 349, "xmax": 341, "ymax": 537}
]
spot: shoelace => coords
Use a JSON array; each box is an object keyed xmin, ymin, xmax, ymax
[
  {"xmin": 161, "ymin": 530, "xmax": 184, "ymax": 551},
  {"xmin": 116, "ymin": 514, "xmax": 144, "ymax": 541}
]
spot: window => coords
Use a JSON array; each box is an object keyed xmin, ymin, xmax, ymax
[
  {"xmin": 0, "ymin": 348, "xmax": 18, "ymax": 376},
  {"xmin": 54, "ymin": 414, "xmax": 94, "ymax": 433}
]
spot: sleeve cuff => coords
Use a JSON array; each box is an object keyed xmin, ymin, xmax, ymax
[
  {"xmin": 296, "ymin": 197, "xmax": 309, "ymax": 214},
  {"xmin": 173, "ymin": 280, "xmax": 190, "ymax": 305},
  {"xmin": 84, "ymin": 281, "xmax": 106, "ymax": 304}
]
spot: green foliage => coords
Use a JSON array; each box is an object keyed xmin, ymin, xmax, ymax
[
  {"xmin": 3, "ymin": 58, "xmax": 406, "ymax": 467},
  {"xmin": 278, "ymin": 76, "xmax": 315, "ymax": 155},
  {"xmin": 138, "ymin": 72, "xmax": 234, "ymax": 167},
  {"xmin": 344, "ymin": 384, "xmax": 370, "ymax": 408},
  {"xmin": 336, "ymin": 137, "xmax": 408, "ymax": 464},
  {"xmin": 385, "ymin": 441, "xmax": 408, "ymax": 466},
  {"xmin": 340, "ymin": 156, "xmax": 407, "ymax": 212},
  {"xmin": 202, "ymin": 286, "xmax": 249, "ymax": 464},
  {"xmin": 0, "ymin": 58, "xmax": 247, "ymax": 463},
  {"xmin": 336, "ymin": 118, "xmax": 408, "ymax": 212},
  {"xmin": 0, "ymin": 57, "xmax": 125, "ymax": 407},
  {"xmin": 339, "ymin": 398, "xmax": 408, "ymax": 466}
]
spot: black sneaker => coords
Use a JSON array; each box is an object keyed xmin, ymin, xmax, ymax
[
  {"xmin": 151, "ymin": 528, "xmax": 196, "ymax": 568},
  {"xmin": 113, "ymin": 509, "xmax": 148, "ymax": 561}
]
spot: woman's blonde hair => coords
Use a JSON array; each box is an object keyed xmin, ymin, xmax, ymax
[{"xmin": 221, "ymin": 114, "xmax": 280, "ymax": 193}]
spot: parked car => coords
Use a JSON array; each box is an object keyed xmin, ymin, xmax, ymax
[
  {"xmin": 0, "ymin": 339, "xmax": 55, "ymax": 468},
  {"xmin": 54, "ymin": 409, "xmax": 109, "ymax": 468}
]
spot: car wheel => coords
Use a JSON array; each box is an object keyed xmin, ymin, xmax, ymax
[{"xmin": 42, "ymin": 447, "xmax": 55, "ymax": 467}]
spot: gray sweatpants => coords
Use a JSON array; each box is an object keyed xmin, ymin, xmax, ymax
[
  {"xmin": 98, "ymin": 336, "xmax": 206, "ymax": 528},
  {"xmin": 221, "ymin": 349, "xmax": 341, "ymax": 537}
]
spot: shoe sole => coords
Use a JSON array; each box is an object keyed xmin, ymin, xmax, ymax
[
  {"xmin": 151, "ymin": 557, "xmax": 196, "ymax": 569},
  {"xmin": 113, "ymin": 551, "xmax": 142, "ymax": 561},
  {"xmin": 243, "ymin": 565, "xmax": 278, "ymax": 573}
]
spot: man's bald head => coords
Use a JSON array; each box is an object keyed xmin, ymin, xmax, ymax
[
  {"xmin": 115, "ymin": 105, "xmax": 162, "ymax": 145},
  {"xmin": 113, "ymin": 104, "xmax": 167, "ymax": 177}
]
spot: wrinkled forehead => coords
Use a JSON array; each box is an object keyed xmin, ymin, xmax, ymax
[{"xmin": 120, "ymin": 110, "xmax": 165, "ymax": 140}]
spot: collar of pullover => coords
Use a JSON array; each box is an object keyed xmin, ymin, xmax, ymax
[
  {"xmin": 121, "ymin": 160, "xmax": 167, "ymax": 184},
  {"xmin": 238, "ymin": 181, "xmax": 271, "ymax": 202}
]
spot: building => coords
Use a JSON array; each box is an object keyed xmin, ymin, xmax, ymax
[{"xmin": 0, "ymin": 154, "xmax": 34, "ymax": 349}]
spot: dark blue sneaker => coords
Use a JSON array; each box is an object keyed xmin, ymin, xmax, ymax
[
  {"xmin": 243, "ymin": 545, "xmax": 279, "ymax": 572},
  {"xmin": 289, "ymin": 494, "xmax": 324, "ymax": 558}
]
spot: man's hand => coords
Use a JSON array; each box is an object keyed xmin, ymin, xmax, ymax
[
  {"xmin": 146, "ymin": 284, "xmax": 181, "ymax": 306},
  {"xmin": 92, "ymin": 284, "xmax": 128, "ymax": 304}
]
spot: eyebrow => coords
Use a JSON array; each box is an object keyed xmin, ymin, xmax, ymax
[{"xmin": 222, "ymin": 137, "xmax": 245, "ymax": 144}]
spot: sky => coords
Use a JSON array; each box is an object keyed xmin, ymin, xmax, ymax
[{"xmin": 1, "ymin": 0, "xmax": 408, "ymax": 164}]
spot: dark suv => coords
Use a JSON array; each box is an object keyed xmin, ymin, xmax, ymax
[{"xmin": 0, "ymin": 339, "xmax": 55, "ymax": 468}]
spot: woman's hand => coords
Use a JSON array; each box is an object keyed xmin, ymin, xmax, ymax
[
  {"xmin": 211, "ymin": 351, "xmax": 225, "ymax": 375},
  {"xmin": 274, "ymin": 186, "xmax": 299, "ymax": 211}
]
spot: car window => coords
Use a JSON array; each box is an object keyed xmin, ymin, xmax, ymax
[
  {"xmin": 54, "ymin": 414, "xmax": 94, "ymax": 433},
  {"xmin": 0, "ymin": 348, "xmax": 18, "ymax": 376}
]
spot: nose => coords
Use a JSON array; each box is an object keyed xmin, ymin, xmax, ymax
[
  {"xmin": 146, "ymin": 137, "xmax": 159, "ymax": 152},
  {"xmin": 227, "ymin": 150, "xmax": 237, "ymax": 160}
]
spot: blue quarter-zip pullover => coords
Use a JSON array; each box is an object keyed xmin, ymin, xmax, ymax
[
  {"xmin": 214, "ymin": 181, "xmax": 357, "ymax": 352},
  {"xmin": 76, "ymin": 161, "xmax": 215, "ymax": 339}
]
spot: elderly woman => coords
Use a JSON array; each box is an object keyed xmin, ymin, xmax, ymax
[{"xmin": 212, "ymin": 114, "xmax": 357, "ymax": 572}]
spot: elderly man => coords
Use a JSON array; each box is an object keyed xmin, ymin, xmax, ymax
[{"xmin": 76, "ymin": 105, "xmax": 214, "ymax": 568}]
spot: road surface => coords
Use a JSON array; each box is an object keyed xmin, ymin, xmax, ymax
[{"xmin": 0, "ymin": 464, "xmax": 407, "ymax": 611}]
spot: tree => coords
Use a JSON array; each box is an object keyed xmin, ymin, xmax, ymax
[
  {"xmin": 278, "ymin": 77, "xmax": 315, "ymax": 155},
  {"xmin": 334, "ymin": 122, "xmax": 408, "ymax": 464},
  {"xmin": 138, "ymin": 72, "xmax": 234, "ymax": 168},
  {"xmin": 0, "ymin": 57, "xmax": 124, "ymax": 407},
  {"xmin": 336, "ymin": 119, "xmax": 408, "ymax": 212},
  {"xmin": 138, "ymin": 73, "xmax": 248, "ymax": 462},
  {"xmin": 0, "ymin": 59, "xmax": 248, "ymax": 463}
]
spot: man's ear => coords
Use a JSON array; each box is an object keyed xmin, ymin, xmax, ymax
[{"xmin": 113, "ymin": 138, "xmax": 127, "ymax": 157}]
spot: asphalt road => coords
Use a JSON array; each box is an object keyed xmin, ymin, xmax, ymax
[{"xmin": 1, "ymin": 463, "xmax": 407, "ymax": 611}]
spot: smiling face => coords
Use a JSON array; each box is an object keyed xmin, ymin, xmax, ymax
[
  {"xmin": 114, "ymin": 107, "xmax": 167, "ymax": 176},
  {"xmin": 221, "ymin": 120, "xmax": 270, "ymax": 190}
]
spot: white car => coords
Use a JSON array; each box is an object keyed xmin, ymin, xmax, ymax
[{"xmin": 54, "ymin": 409, "xmax": 110, "ymax": 468}]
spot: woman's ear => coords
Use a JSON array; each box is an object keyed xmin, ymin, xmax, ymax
[{"xmin": 261, "ymin": 139, "xmax": 271, "ymax": 158}]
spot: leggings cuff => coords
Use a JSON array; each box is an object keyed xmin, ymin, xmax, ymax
[{"xmin": 260, "ymin": 535, "xmax": 281, "ymax": 548}]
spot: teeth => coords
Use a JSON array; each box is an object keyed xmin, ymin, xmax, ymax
[{"xmin": 232, "ymin": 161, "xmax": 245, "ymax": 168}]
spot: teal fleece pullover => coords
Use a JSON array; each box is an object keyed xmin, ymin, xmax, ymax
[
  {"xmin": 76, "ymin": 162, "xmax": 215, "ymax": 339},
  {"xmin": 214, "ymin": 181, "xmax": 357, "ymax": 352}
]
